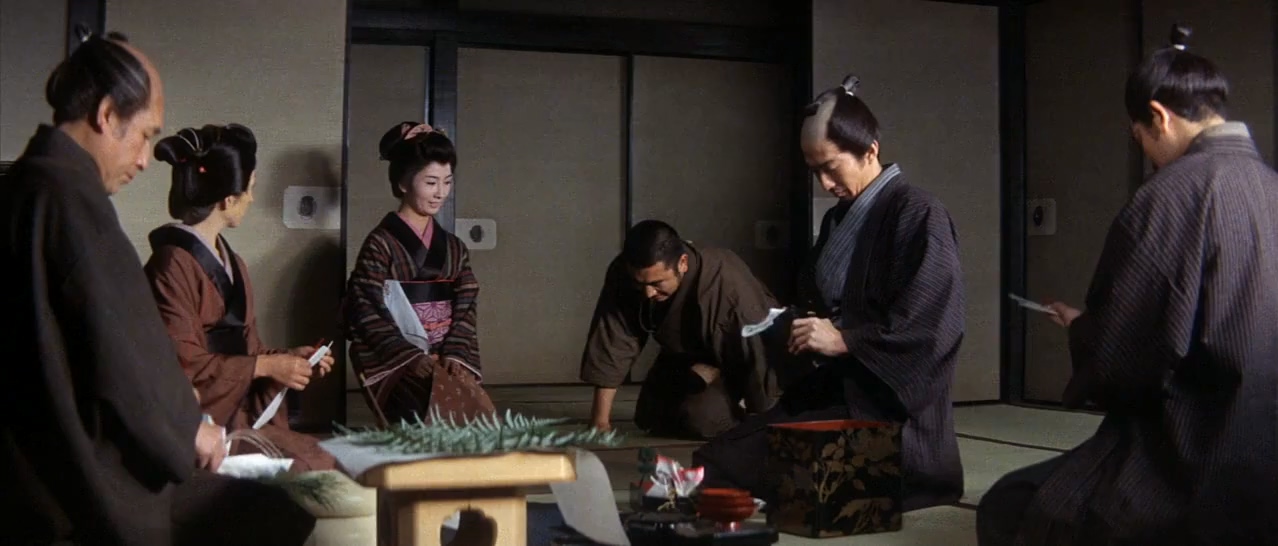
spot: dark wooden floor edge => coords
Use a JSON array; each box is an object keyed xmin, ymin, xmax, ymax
[
  {"xmin": 954, "ymin": 400, "xmax": 1003, "ymax": 407},
  {"xmin": 956, "ymin": 432, "xmax": 1068, "ymax": 454}
]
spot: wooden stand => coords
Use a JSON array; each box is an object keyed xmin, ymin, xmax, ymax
[{"xmin": 360, "ymin": 452, "xmax": 577, "ymax": 546}]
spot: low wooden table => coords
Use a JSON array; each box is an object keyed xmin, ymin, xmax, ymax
[{"xmin": 360, "ymin": 451, "xmax": 578, "ymax": 546}]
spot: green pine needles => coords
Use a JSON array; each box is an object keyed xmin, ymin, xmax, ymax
[
  {"xmin": 261, "ymin": 471, "xmax": 346, "ymax": 510},
  {"xmin": 333, "ymin": 408, "xmax": 625, "ymax": 455}
]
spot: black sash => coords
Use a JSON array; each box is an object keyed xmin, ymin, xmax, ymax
[
  {"xmin": 379, "ymin": 212, "xmax": 453, "ymax": 287},
  {"xmin": 148, "ymin": 225, "xmax": 249, "ymax": 355}
]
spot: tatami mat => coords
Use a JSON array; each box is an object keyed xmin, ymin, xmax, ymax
[
  {"xmin": 954, "ymin": 404, "xmax": 1101, "ymax": 451},
  {"xmin": 956, "ymin": 437, "xmax": 1057, "ymax": 505}
]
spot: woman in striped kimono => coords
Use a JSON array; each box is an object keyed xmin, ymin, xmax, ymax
[{"xmin": 342, "ymin": 122, "xmax": 495, "ymax": 424}]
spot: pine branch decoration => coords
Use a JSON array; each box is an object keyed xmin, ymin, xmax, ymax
[
  {"xmin": 260, "ymin": 471, "xmax": 345, "ymax": 510},
  {"xmin": 334, "ymin": 408, "xmax": 625, "ymax": 455}
]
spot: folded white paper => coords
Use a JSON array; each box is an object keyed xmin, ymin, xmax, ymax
[
  {"xmin": 317, "ymin": 439, "xmax": 629, "ymax": 545},
  {"xmin": 216, "ymin": 453, "xmax": 294, "ymax": 479},
  {"xmin": 1008, "ymin": 293, "xmax": 1058, "ymax": 316},
  {"xmin": 741, "ymin": 307, "xmax": 788, "ymax": 338},
  {"xmin": 253, "ymin": 342, "xmax": 332, "ymax": 430}
]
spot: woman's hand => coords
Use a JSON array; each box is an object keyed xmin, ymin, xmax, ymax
[
  {"xmin": 289, "ymin": 345, "xmax": 334, "ymax": 378},
  {"xmin": 255, "ymin": 354, "xmax": 313, "ymax": 390},
  {"xmin": 442, "ymin": 356, "xmax": 480, "ymax": 380},
  {"xmin": 1046, "ymin": 302, "xmax": 1082, "ymax": 327},
  {"xmin": 788, "ymin": 317, "xmax": 849, "ymax": 357}
]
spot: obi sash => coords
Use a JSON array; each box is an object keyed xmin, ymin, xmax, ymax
[
  {"xmin": 380, "ymin": 213, "xmax": 456, "ymax": 349},
  {"xmin": 148, "ymin": 225, "xmax": 248, "ymax": 355},
  {"xmin": 400, "ymin": 280, "xmax": 455, "ymax": 347}
]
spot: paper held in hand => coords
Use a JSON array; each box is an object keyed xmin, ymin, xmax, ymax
[
  {"xmin": 741, "ymin": 307, "xmax": 789, "ymax": 338},
  {"xmin": 252, "ymin": 341, "xmax": 333, "ymax": 430},
  {"xmin": 1008, "ymin": 293, "xmax": 1058, "ymax": 316}
]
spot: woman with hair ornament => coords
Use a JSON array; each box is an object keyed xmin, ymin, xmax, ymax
[
  {"xmin": 342, "ymin": 121, "xmax": 495, "ymax": 425},
  {"xmin": 144, "ymin": 123, "xmax": 338, "ymax": 472}
]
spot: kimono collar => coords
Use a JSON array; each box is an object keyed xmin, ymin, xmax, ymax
[
  {"xmin": 813, "ymin": 163, "xmax": 902, "ymax": 310},
  {"xmin": 659, "ymin": 242, "xmax": 701, "ymax": 307},
  {"xmin": 1186, "ymin": 121, "xmax": 1260, "ymax": 158},
  {"xmin": 23, "ymin": 125, "xmax": 102, "ymax": 191}
]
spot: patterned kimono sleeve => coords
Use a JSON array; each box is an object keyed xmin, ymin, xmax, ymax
[
  {"xmin": 342, "ymin": 234, "xmax": 431, "ymax": 382},
  {"xmin": 440, "ymin": 244, "xmax": 481, "ymax": 377}
]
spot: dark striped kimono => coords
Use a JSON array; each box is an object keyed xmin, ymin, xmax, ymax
[
  {"xmin": 980, "ymin": 123, "xmax": 1278, "ymax": 546},
  {"xmin": 342, "ymin": 213, "xmax": 487, "ymax": 424},
  {"xmin": 695, "ymin": 169, "xmax": 967, "ymax": 512}
]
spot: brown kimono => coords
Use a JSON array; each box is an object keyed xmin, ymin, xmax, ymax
[
  {"xmin": 580, "ymin": 244, "xmax": 789, "ymax": 439},
  {"xmin": 694, "ymin": 170, "xmax": 967, "ymax": 513},
  {"xmin": 978, "ymin": 123, "xmax": 1278, "ymax": 546},
  {"xmin": 343, "ymin": 213, "xmax": 494, "ymax": 425},
  {"xmin": 144, "ymin": 224, "xmax": 335, "ymax": 472}
]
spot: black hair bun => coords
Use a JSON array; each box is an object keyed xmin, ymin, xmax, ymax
[
  {"xmin": 378, "ymin": 121, "xmax": 416, "ymax": 161},
  {"xmin": 1170, "ymin": 24, "xmax": 1192, "ymax": 50},
  {"xmin": 154, "ymin": 128, "xmax": 199, "ymax": 166}
]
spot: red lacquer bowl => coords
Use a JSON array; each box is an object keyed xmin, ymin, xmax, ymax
[
  {"xmin": 696, "ymin": 488, "xmax": 756, "ymax": 524},
  {"xmin": 699, "ymin": 488, "xmax": 751, "ymax": 500},
  {"xmin": 698, "ymin": 496, "xmax": 756, "ymax": 510}
]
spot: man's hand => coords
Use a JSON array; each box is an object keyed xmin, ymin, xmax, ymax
[
  {"xmin": 789, "ymin": 317, "xmax": 849, "ymax": 357},
  {"xmin": 195, "ymin": 421, "xmax": 227, "ymax": 471},
  {"xmin": 1046, "ymin": 302, "xmax": 1083, "ymax": 327},
  {"xmin": 289, "ymin": 345, "xmax": 334, "ymax": 378}
]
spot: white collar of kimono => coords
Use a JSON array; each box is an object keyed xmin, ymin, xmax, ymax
[
  {"xmin": 1198, "ymin": 121, "xmax": 1250, "ymax": 140},
  {"xmin": 172, "ymin": 222, "xmax": 233, "ymax": 274}
]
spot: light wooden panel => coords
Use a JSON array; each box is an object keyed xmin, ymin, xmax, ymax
[
  {"xmin": 1023, "ymin": 0, "xmax": 1137, "ymax": 402},
  {"xmin": 0, "ymin": 0, "xmax": 65, "ymax": 159},
  {"xmin": 630, "ymin": 56, "xmax": 791, "ymax": 292},
  {"xmin": 345, "ymin": 44, "xmax": 428, "ymax": 393},
  {"xmin": 456, "ymin": 48, "xmax": 625, "ymax": 384}
]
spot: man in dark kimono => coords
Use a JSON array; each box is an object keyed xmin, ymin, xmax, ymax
[
  {"xmin": 977, "ymin": 28, "xmax": 1278, "ymax": 546},
  {"xmin": 693, "ymin": 74, "xmax": 966, "ymax": 512},
  {"xmin": 0, "ymin": 32, "xmax": 314, "ymax": 545},
  {"xmin": 581, "ymin": 220, "xmax": 792, "ymax": 439}
]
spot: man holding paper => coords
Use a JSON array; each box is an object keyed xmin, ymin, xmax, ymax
[
  {"xmin": 581, "ymin": 220, "xmax": 797, "ymax": 439},
  {"xmin": 694, "ymin": 74, "xmax": 966, "ymax": 512},
  {"xmin": 978, "ymin": 26, "xmax": 1278, "ymax": 545}
]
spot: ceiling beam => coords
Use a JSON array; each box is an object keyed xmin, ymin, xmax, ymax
[{"xmin": 350, "ymin": 7, "xmax": 786, "ymax": 62}]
